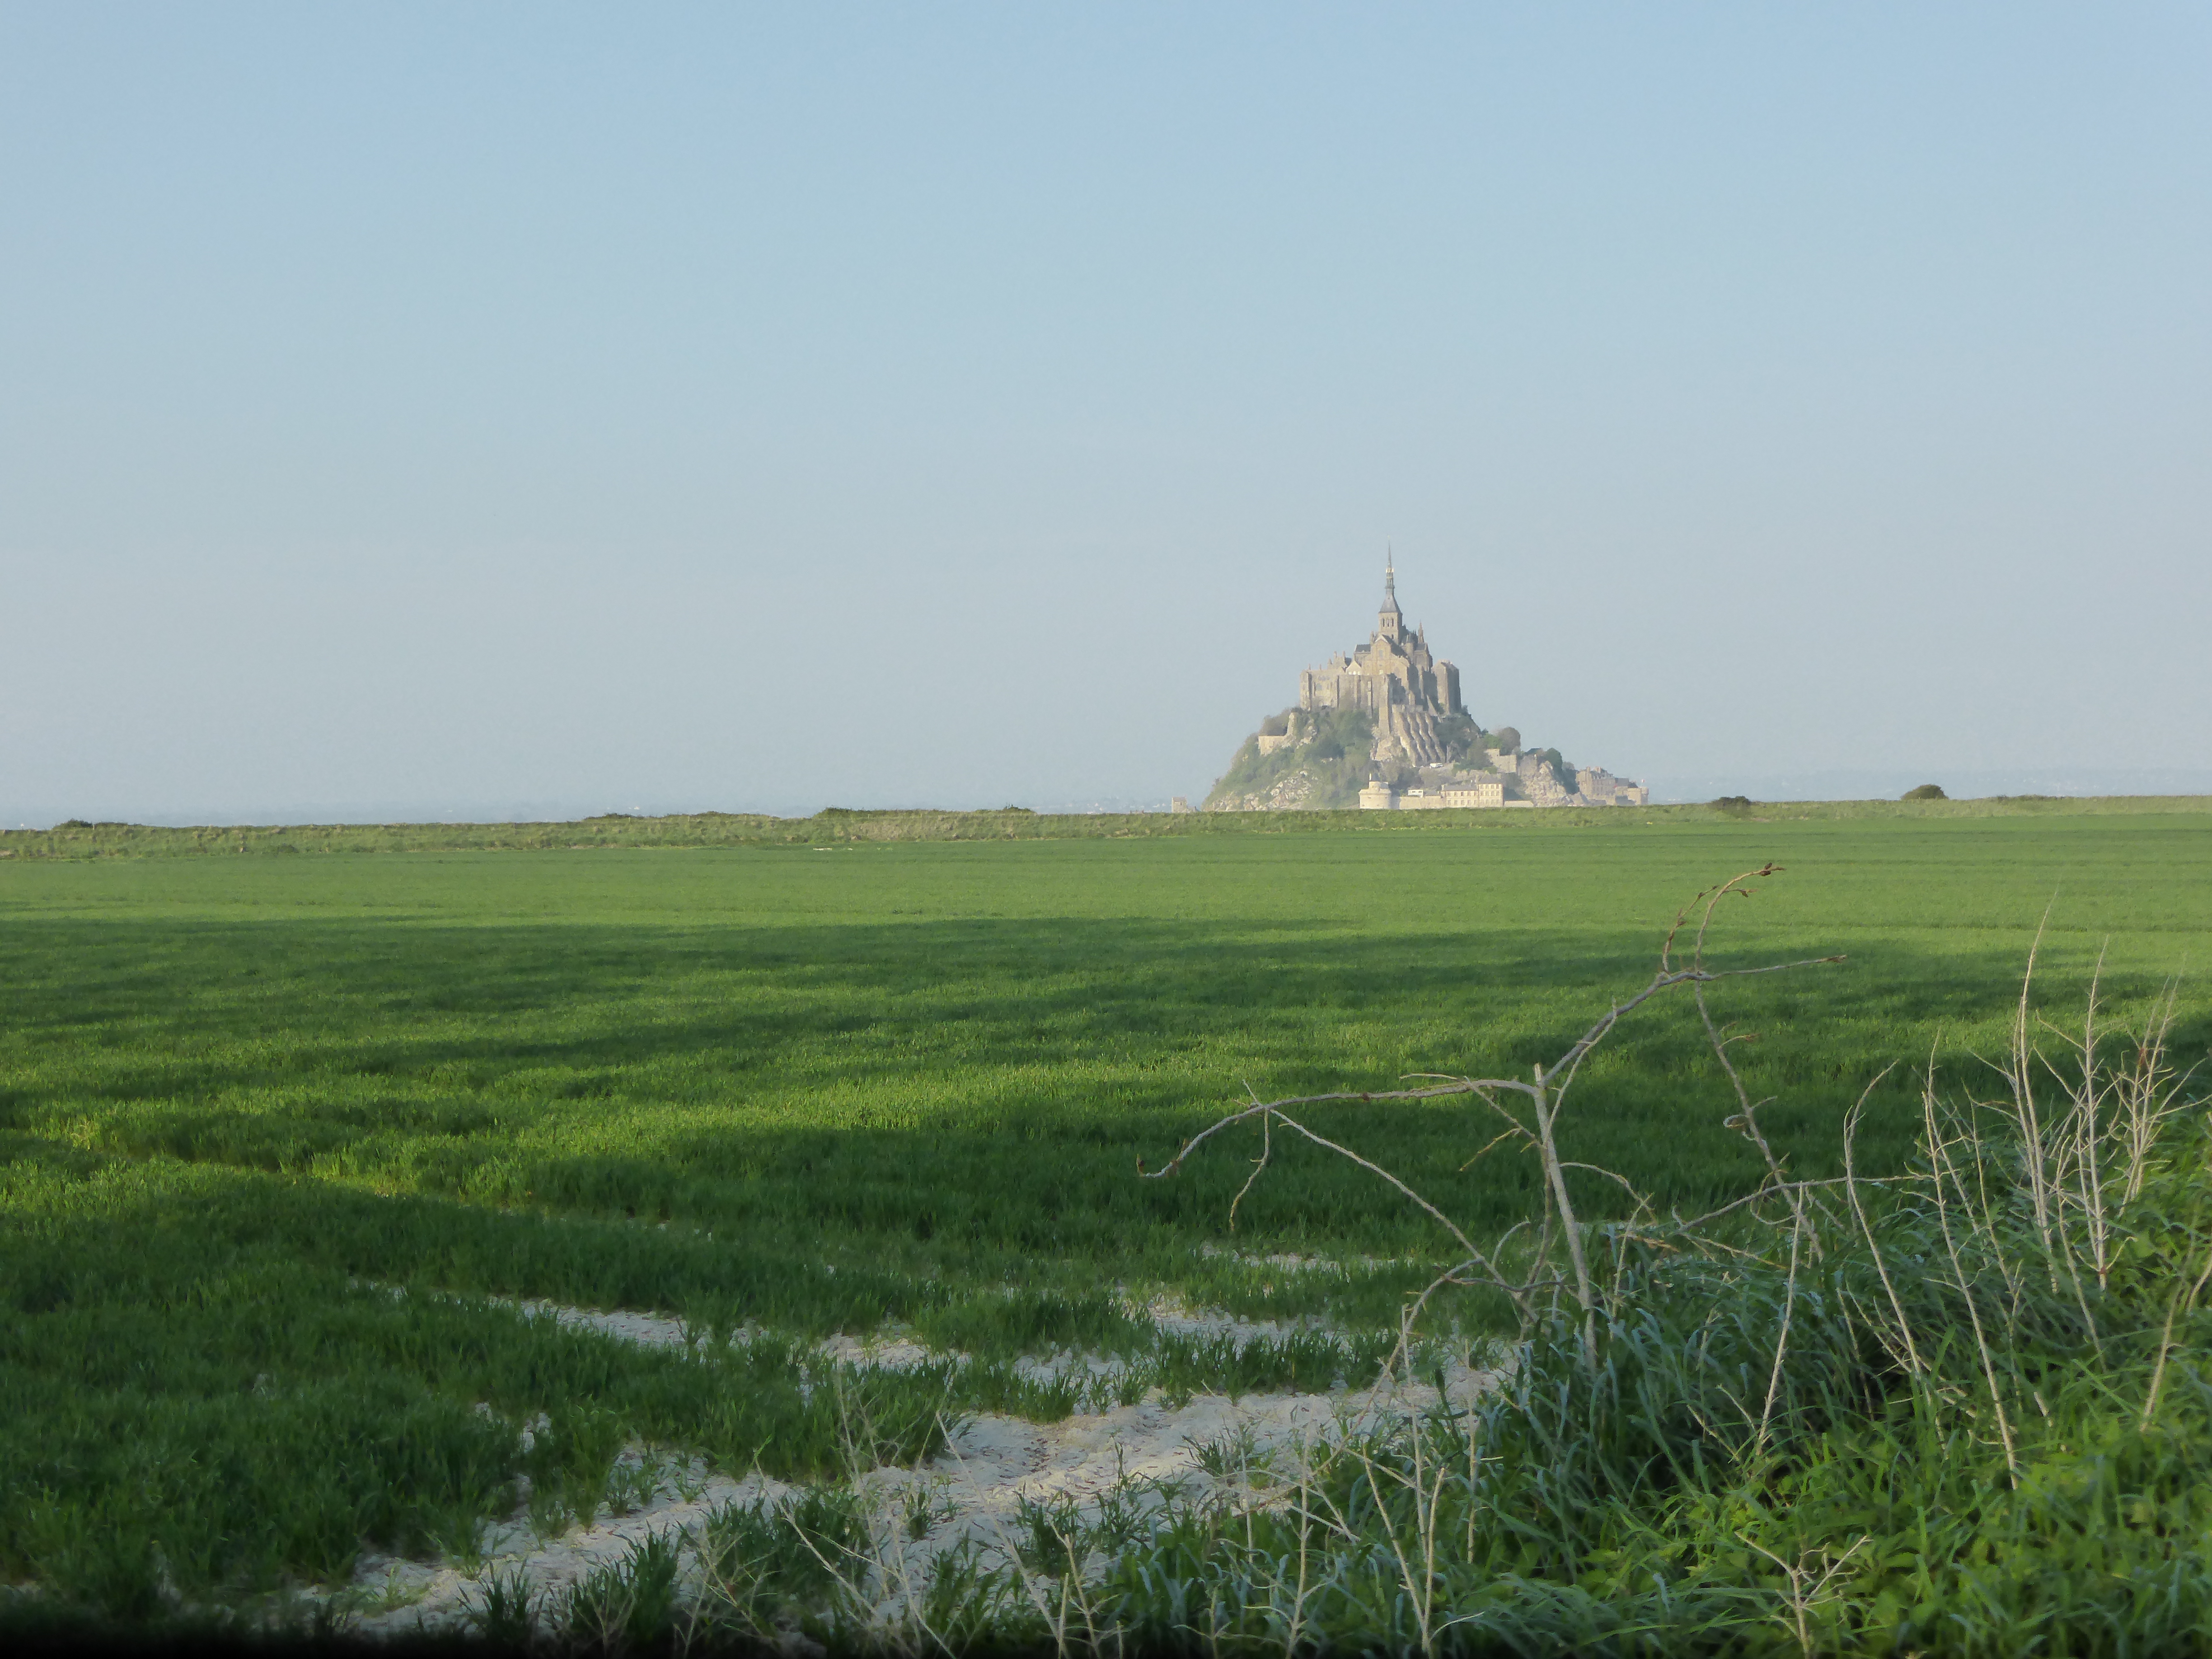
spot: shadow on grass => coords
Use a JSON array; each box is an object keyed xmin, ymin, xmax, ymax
[
  {"xmin": 4, "ymin": 914, "xmax": 2196, "ymax": 1256},
  {"xmin": 3, "ymin": 906, "xmax": 2201, "ymax": 1629}
]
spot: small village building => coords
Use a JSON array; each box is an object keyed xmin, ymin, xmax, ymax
[{"xmin": 1441, "ymin": 776, "xmax": 1505, "ymax": 808}]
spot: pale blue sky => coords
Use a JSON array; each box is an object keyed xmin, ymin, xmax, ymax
[{"xmin": 4, "ymin": 4, "xmax": 2207, "ymax": 820}]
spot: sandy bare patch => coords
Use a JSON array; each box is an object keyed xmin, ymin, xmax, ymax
[
  {"xmin": 510, "ymin": 1298, "xmax": 700, "ymax": 1351},
  {"xmin": 1137, "ymin": 1289, "xmax": 1333, "ymax": 1345},
  {"xmin": 349, "ymin": 1452, "xmax": 790, "ymax": 1638},
  {"xmin": 1197, "ymin": 1241, "xmax": 1405, "ymax": 1275},
  {"xmin": 506, "ymin": 1290, "xmax": 1342, "ymax": 1377},
  {"xmin": 495, "ymin": 1297, "xmax": 944, "ymax": 1373},
  {"xmin": 349, "ymin": 1293, "xmax": 1498, "ymax": 1639}
]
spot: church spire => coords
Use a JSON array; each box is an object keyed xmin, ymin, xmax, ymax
[{"xmin": 1378, "ymin": 551, "xmax": 1402, "ymax": 638}]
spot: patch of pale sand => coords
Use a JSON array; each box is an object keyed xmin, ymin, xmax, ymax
[
  {"xmin": 846, "ymin": 1360, "xmax": 1498, "ymax": 1628},
  {"xmin": 1012, "ymin": 1348, "xmax": 1125, "ymax": 1386},
  {"xmin": 352, "ymin": 1365, "xmax": 1496, "ymax": 1639},
  {"xmin": 1196, "ymin": 1242, "xmax": 1403, "ymax": 1275},
  {"xmin": 504, "ymin": 1282, "xmax": 1360, "ymax": 1376},
  {"xmin": 817, "ymin": 1332, "xmax": 939, "ymax": 1371},
  {"xmin": 1138, "ymin": 1290, "xmax": 1332, "ymax": 1345},
  {"xmin": 346, "ymin": 1295, "xmax": 1500, "ymax": 1638},
  {"xmin": 506, "ymin": 1298, "xmax": 941, "ymax": 1373},
  {"xmin": 893, "ymin": 1357, "xmax": 1493, "ymax": 1532},
  {"xmin": 511, "ymin": 1298, "xmax": 699, "ymax": 1351},
  {"xmin": 350, "ymin": 1449, "xmax": 792, "ymax": 1640}
]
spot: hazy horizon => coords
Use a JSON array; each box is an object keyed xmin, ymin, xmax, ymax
[
  {"xmin": 16, "ymin": 765, "xmax": 2212, "ymax": 833},
  {"xmin": 5, "ymin": 5, "xmax": 2207, "ymax": 824}
]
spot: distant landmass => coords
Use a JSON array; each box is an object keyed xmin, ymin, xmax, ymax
[
  {"xmin": 1204, "ymin": 564, "xmax": 1648, "ymax": 812},
  {"xmin": 1652, "ymin": 768, "xmax": 2212, "ymax": 805}
]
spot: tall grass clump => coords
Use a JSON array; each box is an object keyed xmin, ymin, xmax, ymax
[{"xmin": 1099, "ymin": 885, "xmax": 2209, "ymax": 1654}]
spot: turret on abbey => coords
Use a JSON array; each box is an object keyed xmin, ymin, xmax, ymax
[{"xmin": 1205, "ymin": 563, "xmax": 1648, "ymax": 812}]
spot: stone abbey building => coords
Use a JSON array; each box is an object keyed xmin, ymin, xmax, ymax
[{"xmin": 1293, "ymin": 562, "xmax": 1464, "ymax": 767}]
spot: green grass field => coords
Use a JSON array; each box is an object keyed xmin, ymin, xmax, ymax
[{"xmin": 3, "ymin": 805, "xmax": 2209, "ymax": 1627}]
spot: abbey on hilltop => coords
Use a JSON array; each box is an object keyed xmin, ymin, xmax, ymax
[
  {"xmin": 1295, "ymin": 562, "xmax": 1464, "ymax": 766},
  {"xmin": 1203, "ymin": 562, "xmax": 1649, "ymax": 812}
]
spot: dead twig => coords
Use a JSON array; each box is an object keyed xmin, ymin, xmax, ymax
[
  {"xmin": 1139, "ymin": 957, "xmax": 1844, "ymax": 1183},
  {"xmin": 1138, "ymin": 867, "xmax": 1846, "ymax": 1368}
]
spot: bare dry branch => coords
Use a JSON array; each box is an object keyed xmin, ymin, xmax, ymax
[
  {"xmin": 1139, "ymin": 956, "xmax": 1842, "ymax": 1183},
  {"xmin": 1843, "ymin": 1065, "xmax": 1921, "ymax": 1376},
  {"xmin": 1226, "ymin": 1082, "xmax": 1274, "ymax": 1233},
  {"xmin": 2142, "ymin": 1228, "xmax": 2212, "ymax": 1429},
  {"xmin": 1134, "ymin": 866, "xmax": 1855, "ymax": 1369}
]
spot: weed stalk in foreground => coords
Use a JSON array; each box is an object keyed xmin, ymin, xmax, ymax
[
  {"xmin": 1122, "ymin": 869, "xmax": 2210, "ymax": 1655},
  {"xmin": 1142, "ymin": 864, "xmax": 1847, "ymax": 1358}
]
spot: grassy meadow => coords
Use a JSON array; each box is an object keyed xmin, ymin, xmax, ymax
[{"xmin": 3, "ymin": 803, "xmax": 2209, "ymax": 1632}]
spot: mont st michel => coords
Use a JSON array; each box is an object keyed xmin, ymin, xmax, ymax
[{"xmin": 1204, "ymin": 563, "xmax": 1648, "ymax": 811}]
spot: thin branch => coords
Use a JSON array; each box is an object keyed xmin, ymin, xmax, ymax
[
  {"xmin": 1226, "ymin": 1083, "xmax": 1274, "ymax": 1233},
  {"xmin": 1532, "ymin": 1062, "xmax": 1598, "ymax": 1356},
  {"xmin": 2142, "ymin": 1232, "xmax": 2212, "ymax": 1430},
  {"xmin": 1925, "ymin": 1073, "xmax": 2020, "ymax": 1482},
  {"xmin": 1140, "ymin": 956, "xmax": 1844, "ymax": 1182},
  {"xmin": 1138, "ymin": 1081, "xmax": 1510, "ymax": 1178},
  {"xmin": 1458, "ymin": 1122, "xmax": 1532, "ymax": 1171},
  {"xmin": 1555, "ymin": 1162, "xmax": 1659, "ymax": 1225},
  {"xmin": 1668, "ymin": 1174, "xmax": 1911, "ymax": 1234},
  {"xmin": 1228, "ymin": 1110, "xmax": 1487, "ymax": 1267},
  {"xmin": 1842, "ymin": 1065, "xmax": 1921, "ymax": 1377},
  {"xmin": 1754, "ymin": 1204, "xmax": 1805, "ymax": 1455},
  {"xmin": 1385, "ymin": 1259, "xmax": 1503, "ymax": 1375},
  {"xmin": 1133, "ymin": 866, "xmax": 1854, "ymax": 1373},
  {"xmin": 1543, "ymin": 951, "xmax": 1846, "ymax": 1111}
]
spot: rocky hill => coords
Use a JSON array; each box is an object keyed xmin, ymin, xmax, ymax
[{"xmin": 1199, "ymin": 564, "xmax": 1643, "ymax": 811}]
